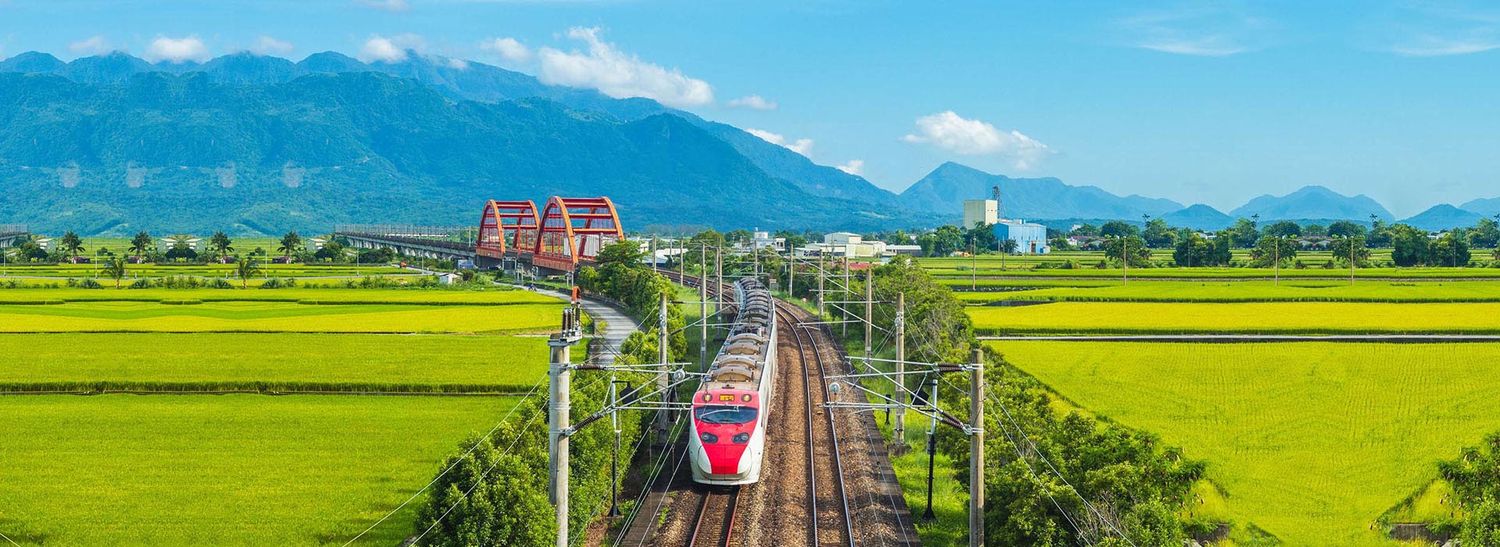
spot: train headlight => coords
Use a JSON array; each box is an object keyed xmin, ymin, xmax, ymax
[
  {"xmin": 700, "ymin": 432, "xmax": 719, "ymax": 444},
  {"xmin": 732, "ymin": 432, "xmax": 750, "ymax": 444}
]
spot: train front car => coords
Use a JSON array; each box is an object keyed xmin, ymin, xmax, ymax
[{"xmin": 690, "ymin": 278, "xmax": 777, "ymax": 485}]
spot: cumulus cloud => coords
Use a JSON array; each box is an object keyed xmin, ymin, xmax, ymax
[
  {"xmin": 447, "ymin": 57, "xmax": 469, "ymax": 70},
  {"xmin": 745, "ymin": 128, "xmax": 813, "ymax": 157},
  {"xmin": 903, "ymin": 111, "xmax": 1050, "ymax": 170},
  {"xmin": 146, "ymin": 35, "xmax": 210, "ymax": 63},
  {"xmin": 835, "ymin": 159, "xmax": 865, "ymax": 176},
  {"xmin": 358, "ymin": 34, "xmax": 423, "ymax": 63},
  {"xmin": 69, "ymin": 35, "xmax": 111, "ymax": 56},
  {"xmin": 481, "ymin": 37, "xmax": 532, "ymax": 64},
  {"xmin": 538, "ymin": 27, "xmax": 713, "ymax": 108},
  {"xmin": 251, "ymin": 35, "xmax": 294, "ymax": 56},
  {"xmin": 357, "ymin": 0, "xmax": 409, "ymax": 11},
  {"xmin": 728, "ymin": 95, "xmax": 777, "ymax": 111}
]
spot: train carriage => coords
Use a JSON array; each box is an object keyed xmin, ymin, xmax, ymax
[{"xmin": 689, "ymin": 278, "xmax": 777, "ymax": 485}]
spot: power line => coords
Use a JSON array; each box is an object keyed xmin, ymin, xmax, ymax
[
  {"xmin": 410, "ymin": 407, "xmax": 548, "ymax": 544},
  {"xmin": 342, "ymin": 378, "xmax": 548, "ymax": 545}
]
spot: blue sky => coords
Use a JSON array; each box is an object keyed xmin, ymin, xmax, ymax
[{"xmin": 3, "ymin": 0, "xmax": 1500, "ymax": 216}]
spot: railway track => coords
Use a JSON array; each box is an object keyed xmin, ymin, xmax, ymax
[
  {"xmin": 774, "ymin": 301, "xmax": 856, "ymax": 547},
  {"xmin": 686, "ymin": 486, "xmax": 740, "ymax": 547}
]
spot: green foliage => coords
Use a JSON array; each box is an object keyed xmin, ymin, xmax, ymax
[
  {"xmin": 1227, "ymin": 218, "xmax": 1260, "ymax": 248},
  {"xmin": 1328, "ymin": 220, "xmax": 1367, "ymax": 238},
  {"xmin": 1142, "ymin": 217, "xmax": 1177, "ymax": 248},
  {"xmin": 1102, "ymin": 235, "xmax": 1150, "ymax": 267},
  {"xmin": 59, "ymin": 231, "xmax": 84, "ymax": 259},
  {"xmin": 965, "ymin": 222, "xmax": 998, "ymax": 253},
  {"xmin": 1262, "ymin": 220, "xmax": 1302, "ymax": 238},
  {"xmin": 1250, "ymin": 235, "xmax": 1298, "ymax": 267},
  {"xmin": 1431, "ymin": 231, "xmax": 1472, "ymax": 267},
  {"xmin": 128, "ymin": 231, "xmax": 153, "ymax": 260},
  {"xmin": 208, "ymin": 231, "xmax": 234, "ymax": 261},
  {"xmin": 1099, "ymin": 220, "xmax": 1138, "ymax": 238},
  {"xmin": 1172, "ymin": 232, "xmax": 1231, "ymax": 267},
  {"xmin": 101, "ymin": 255, "xmax": 128, "ymax": 288},
  {"xmin": 919, "ymin": 225, "xmax": 966, "ymax": 257},
  {"xmin": 1471, "ymin": 218, "xmax": 1500, "ymax": 248},
  {"xmin": 278, "ymin": 231, "xmax": 303, "ymax": 260}
]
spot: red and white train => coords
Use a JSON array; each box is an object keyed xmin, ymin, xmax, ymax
[{"xmin": 688, "ymin": 278, "xmax": 777, "ymax": 485}]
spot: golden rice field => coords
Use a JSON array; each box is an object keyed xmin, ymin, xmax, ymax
[
  {"xmin": 955, "ymin": 280, "xmax": 1500, "ymax": 303},
  {"xmin": 995, "ymin": 341, "xmax": 1500, "ymax": 545},
  {"xmin": 0, "ymin": 287, "xmax": 562, "ymax": 305},
  {"xmin": 968, "ymin": 301, "xmax": 1500, "ymax": 334}
]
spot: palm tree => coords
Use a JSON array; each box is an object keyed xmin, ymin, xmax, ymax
[
  {"xmin": 101, "ymin": 255, "xmax": 127, "ymax": 288},
  {"xmin": 59, "ymin": 231, "xmax": 84, "ymax": 262},
  {"xmin": 235, "ymin": 256, "xmax": 261, "ymax": 288},
  {"xmin": 208, "ymin": 231, "xmax": 234, "ymax": 263},
  {"xmin": 128, "ymin": 231, "xmax": 153, "ymax": 262},
  {"xmin": 278, "ymin": 231, "xmax": 302, "ymax": 262}
]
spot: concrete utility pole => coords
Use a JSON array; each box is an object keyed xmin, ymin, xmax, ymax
[
  {"xmin": 817, "ymin": 253, "xmax": 826, "ymax": 317},
  {"xmin": 969, "ymin": 348, "xmax": 986, "ymax": 547},
  {"xmin": 655, "ymin": 293, "xmax": 671, "ymax": 447},
  {"xmin": 700, "ymin": 250, "xmax": 708, "ymax": 369},
  {"xmin": 843, "ymin": 258, "xmax": 851, "ymax": 337},
  {"xmin": 893, "ymin": 292, "xmax": 906, "ymax": 450},
  {"xmin": 547, "ymin": 307, "xmax": 582, "ymax": 547},
  {"xmin": 788, "ymin": 255, "xmax": 796, "ymax": 299},
  {"xmin": 864, "ymin": 271, "xmax": 873, "ymax": 366},
  {"xmin": 715, "ymin": 247, "xmax": 723, "ymax": 314}
]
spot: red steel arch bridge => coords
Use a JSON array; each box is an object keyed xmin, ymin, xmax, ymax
[{"xmin": 335, "ymin": 196, "xmax": 625, "ymax": 274}]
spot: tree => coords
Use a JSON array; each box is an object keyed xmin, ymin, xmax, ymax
[
  {"xmin": 1469, "ymin": 218, "xmax": 1500, "ymax": 248},
  {"xmin": 1103, "ymin": 235, "xmax": 1150, "ymax": 267},
  {"xmin": 1389, "ymin": 224, "xmax": 1431, "ymax": 266},
  {"xmin": 1302, "ymin": 223, "xmax": 1327, "ymax": 237},
  {"xmin": 1142, "ymin": 218, "xmax": 1177, "ymax": 248},
  {"xmin": 129, "ymin": 231, "xmax": 153, "ymax": 261},
  {"xmin": 278, "ymin": 231, "xmax": 303, "ymax": 261},
  {"xmin": 1431, "ymin": 231, "xmax": 1472, "ymax": 267},
  {"xmin": 1368, "ymin": 217, "xmax": 1393, "ymax": 248},
  {"xmin": 235, "ymin": 256, "xmax": 261, "ymax": 288},
  {"xmin": 101, "ymin": 255, "xmax": 128, "ymax": 288},
  {"xmin": 917, "ymin": 225, "xmax": 965, "ymax": 257},
  {"xmin": 774, "ymin": 230, "xmax": 808, "ymax": 252},
  {"xmin": 1251, "ymin": 235, "xmax": 1298, "ymax": 267},
  {"xmin": 314, "ymin": 239, "xmax": 345, "ymax": 262},
  {"xmin": 1099, "ymin": 220, "xmax": 1138, "ymax": 238},
  {"xmin": 1327, "ymin": 220, "xmax": 1367, "ymax": 238},
  {"xmin": 1172, "ymin": 232, "xmax": 1213, "ymax": 267},
  {"xmin": 1329, "ymin": 236, "xmax": 1371, "ymax": 266},
  {"xmin": 1226, "ymin": 218, "xmax": 1260, "ymax": 248},
  {"xmin": 1262, "ymin": 220, "xmax": 1302, "ymax": 238},
  {"xmin": 965, "ymin": 222, "xmax": 998, "ymax": 253},
  {"xmin": 208, "ymin": 231, "xmax": 234, "ymax": 262},
  {"xmin": 724, "ymin": 229, "xmax": 753, "ymax": 245},
  {"xmin": 59, "ymin": 231, "xmax": 84, "ymax": 261},
  {"xmin": 165, "ymin": 238, "xmax": 197, "ymax": 262},
  {"xmin": 1071, "ymin": 223, "xmax": 1099, "ymax": 237}
]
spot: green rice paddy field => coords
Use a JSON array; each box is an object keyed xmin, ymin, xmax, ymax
[
  {"xmin": 993, "ymin": 341, "xmax": 1500, "ymax": 545},
  {"xmin": 955, "ymin": 280, "xmax": 1500, "ymax": 303},
  {"xmin": 0, "ymin": 287, "xmax": 570, "ymax": 544},
  {"xmin": 967, "ymin": 301, "xmax": 1500, "ymax": 334},
  {"xmin": 0, "ymin": 395, "xmax": 525, "ymax": 545}
]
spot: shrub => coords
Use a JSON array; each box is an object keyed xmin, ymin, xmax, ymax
[
  {"xmin": 207, "ymin": 278, "xmax": 235, "ymax": 289},
  {"xmin": 129, "ymin": 279, "xmax": 153, "ymax": 289}
]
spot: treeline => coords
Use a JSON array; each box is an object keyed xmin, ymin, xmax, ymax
[
  {"xmin": 860, "ymin": 258, "xmax": 1214, "ymax": 543},
  {"xmin": 1, "ymin": 230, "xmax": 399, "ymax": 265},
  {"xmin": 1429, "ymin": 433, "xmax": 1500, "ymax": 543},
  {"xmin": 412, "ymin": 241, "xmax": 683, "ymax": 545}
]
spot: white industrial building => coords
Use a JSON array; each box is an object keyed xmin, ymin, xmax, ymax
[{"xmin": 963, "ymin": 199, "xmax": 998, "ymax": 228}]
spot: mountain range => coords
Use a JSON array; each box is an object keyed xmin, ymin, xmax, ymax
[{"xmin": 1, "ymin": 50, "xmax": 1498, "ymax": 235}]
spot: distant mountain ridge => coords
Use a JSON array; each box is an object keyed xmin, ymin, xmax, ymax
[
  {"xmin": 1230, "ymin": 185, "xmax": 1394, "ymax": 222},
  {"xmin": 1161, "ymin": 204, "xmax": 1234, "ymax": 230},
  {"xmin": 899, "ymin": 162, "xmax": 1183, "ymax": 221},
  {"xmin": 1402, "ymin": 204, "xmax": 1485, "ymax": 231},
  {"xmin": 0, "ymin": 50, "xmax": 895, "ymax": 213}
]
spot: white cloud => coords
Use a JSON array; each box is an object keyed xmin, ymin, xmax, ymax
[
  {"xmin": 1117, "ymin": 8, "xmax": 1269, "ymax": 56},
  {"xmin": 903, "ymin": 111, "xmax": 1050, "ymax": 170},
  {"xmin": 728, "ymin": 94, "xmax": 777, "ymax": 111},
  {"xmin": 358, "ymin": 34, "xmax": 423, "ymax": 63},
  {"xmin": 447, "ymin": 57, "xmax": 469, "ymax": 70},
  {"xmin": 251, "ymin": 36, "xmax": 294, "ymax": 56},
  {"xmin": 481, "ymin": 37, "xmax": 532, "ymax": 64},
  {"xmin": 145, "ymin": 35, "xmax": 210, "ymax": 63},
  {"xmin": 745, "ymin": 128, "xmax": 813, "ymax": 157},
  {"xmin": 835, "ymin": 159, "xmax": 864, "ymax": 176},
  {"xmin": 1379, "ymin": 6, "xmax": 1500, "ymax": 56},
  {"xmin": 538, "ymin": 27, "xmax": 713, "ymax": 108},
  {"xmin": 69, "ymin": 35, "xmax": 111, "ymax": 56},
  {"xmin": 357, "ymin": 0, "xmax": 409, "ymax": 11}
]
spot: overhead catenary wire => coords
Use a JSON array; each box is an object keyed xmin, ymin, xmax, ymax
[{"xmin": 340, "ymin": 376, "xmax": 549, "ymax": 546}]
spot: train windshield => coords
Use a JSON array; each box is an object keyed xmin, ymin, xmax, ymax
[{"xmin": 695, "ymin": 405, "xmax": 758, "ymax": 424}]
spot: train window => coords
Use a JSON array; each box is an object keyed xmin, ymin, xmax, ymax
[{"xmin": 694, "ymin": 405, "xmax": 758, "ymax": 424}]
